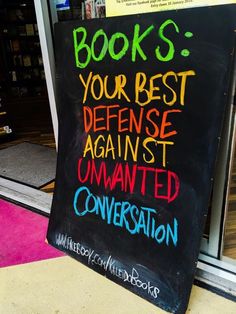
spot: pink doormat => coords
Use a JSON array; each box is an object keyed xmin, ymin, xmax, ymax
[{"xmin": 0, "ymin": 198, "xmax": 64, "ymax": 268}]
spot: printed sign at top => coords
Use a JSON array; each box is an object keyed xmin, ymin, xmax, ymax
[
  {"xmin": 56, "ymin": 0, "xmax": 70, "ymax": 11},
  {"xmin": 106, "ymin": 0, "xmax": 236, "ymax": 17}
]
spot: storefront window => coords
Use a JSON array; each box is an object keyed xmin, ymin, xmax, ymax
[
  {"xmin": 52, "ymin": 0, "xmax": 106, "ymax": 22},
  {"xmin": 222, "ymin": 109, "xmax": 236, "ymax": 261}
]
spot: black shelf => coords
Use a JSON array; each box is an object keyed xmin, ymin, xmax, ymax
[
  {"xmin": 1, "ymin": 35, "xmax": 39, "ymax": 40},
  {"xmin": 0, "ymin": 20, "xmax": 36, "ymax": 25},
  {"xmin": 0, "ymin": 3, "xmax": 34, "ymax": 10},
  {"xmin": 0, "ymin": 87, "xmax": 13, "ymax": 137},
  {"xmin": 0, "ymin": 0, "xmax": 46, "ymax": 99},
  {"xmin": 11, "ymin": 79, "xmax": 45, "ymax": 86},
  {"xmin": 7, "ymin": 50, "xmax": 41, "ymax": 55},
  {"xmin": 9, "ymin": 65, "xmax": 44, "ymax": 69}
]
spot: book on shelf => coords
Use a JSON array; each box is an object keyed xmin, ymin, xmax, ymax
[
  {"xmin": 26, "ymin": 24, "xmax": 34, "ymax": 36},
  {"xmin": 95, "ymin": 0, "xmax": 106, "ymax": 18},
  {"xmin": 13, "ymin": 54, "xmax": 23, "ymax": 66},
  {"xmin": 11, "ymin": 71, "xmax": 17, "ymax": 81},
  {"xmin": 40, "ymin": 69, "xmax": 45, "ymax": 80},
  {"xmin": 23, "ymin": 55, "xmax": 31, "ymax": 67},
  {"xmin": 10, "ymin": 39, "xmax": 20, "ymax": 52},
  {"xmin": 0, "ymin": 125, "xmax": 12, "ymax": 134},
  {"xmin": 38, "ymin": 56, "xmax": 43, "ymax": 66},
  {"xmin": 85, "ymin": 0, "xmax": 95, "ymax": 19},
  {"xmin": 32, "ymin": 68, "xmax": 40, "ymax": 79},
  {"xmin": 82, "ymin": 0, "xmax": 106, "ymax": 20},
  {"xmin": 18, "ymin": 25, "xmax": 26, "ymax": 36},
  {"xmin": 22, "ymin": 70, "xmax": 31, "ymax": 80},
  {"xmin": 34, "ymin": 23, "xmax": 38, "ymax": 35}
]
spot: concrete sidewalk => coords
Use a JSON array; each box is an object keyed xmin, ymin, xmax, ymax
[{"xmin": 1, "ymin": 256, "xmax": 236, "ymax": 314}]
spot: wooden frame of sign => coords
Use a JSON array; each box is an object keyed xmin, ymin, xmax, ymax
[{"xmin": 47, "ymin": 5, "xmax": 236, "ymax": 313}]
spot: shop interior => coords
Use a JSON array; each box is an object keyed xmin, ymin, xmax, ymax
[
  {"xmin": 0, "ymin": 1, "xmax": 56, "ymax": 193},
  {"xmin": 0, "ymin": 0, "xmax": 235, "ymax": 296},
  {"xmin": 223, "ymin": 129, "xmax": 236, "ymax": 260}
]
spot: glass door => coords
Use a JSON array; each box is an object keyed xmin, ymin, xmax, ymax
[
  {"xmin": 200, "ymin": 100, "xmax": 235, "ymax": 259},
  {"xmin": 221, "ymin": 108, "xmax": 236, "ymax": 264}
]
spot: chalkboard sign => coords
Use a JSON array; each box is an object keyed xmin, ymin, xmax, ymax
[{"xmin": 47, "ymin": 5, "xmax": 236, "ymax": 313}]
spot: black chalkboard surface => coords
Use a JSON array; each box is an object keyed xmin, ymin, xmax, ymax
[{"xmin": 47, "ymin": 5, "xmax": 236, "ymax": 314}]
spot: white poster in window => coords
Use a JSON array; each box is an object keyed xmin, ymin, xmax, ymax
[
  {"xmin": 106, "ymin": 0, "xmax": 236, "ymax": 17},
  {"xmin": 56, "ymin": 0, "xmax": 70, "ymax": 11}
]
